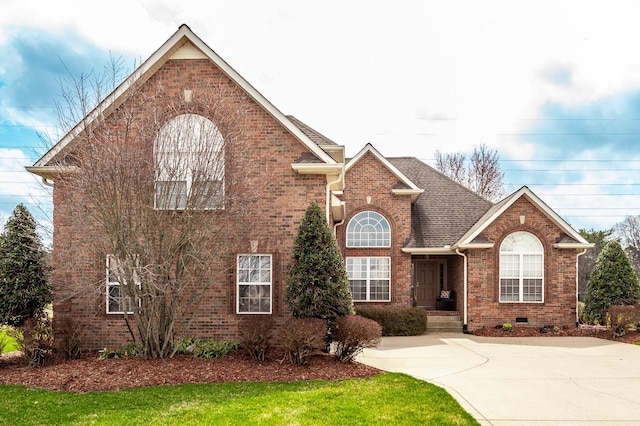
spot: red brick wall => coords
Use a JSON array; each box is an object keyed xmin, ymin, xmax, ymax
[
  {"xmin": 338, "ymin": 151, "xmax": 414, "ymax": 309},
  {"xmin": 465, "ymin": 196, "xmax": 578, "ymax": 331},
  {"xmin": 50, "ymin": 58, "xmax": 329, "ymax": 350}
]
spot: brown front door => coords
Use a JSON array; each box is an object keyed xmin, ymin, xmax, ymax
[{"xmin": 414, "ymin": 260, "xmax": 438, "ymax": 308}]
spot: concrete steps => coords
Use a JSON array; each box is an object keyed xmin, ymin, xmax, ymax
[{"xmin": 426, "ymin": 312, "xmax": 463, "ymax": 333}]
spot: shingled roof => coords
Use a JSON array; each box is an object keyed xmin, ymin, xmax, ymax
[
  {"xmin": 389, "ymin": 157, "xmax": 494, "ymax": 248},
  {"xmin": 287, "ymin": 116, "xmax": 338, "ymax": 146}
]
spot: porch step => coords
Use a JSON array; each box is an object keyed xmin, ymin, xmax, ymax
[{"xmin": 427, "ymin": 314, "xmax": 463, "ymax": 333}]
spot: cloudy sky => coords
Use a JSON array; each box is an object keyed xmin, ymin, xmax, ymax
[{"xmin": 2, "ymin": 0, "xmax": 640, "ymax": 238}]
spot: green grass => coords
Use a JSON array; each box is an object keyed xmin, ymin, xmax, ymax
[
  {"xmin": 0, "ymin": 373, "xmax": 478, "ymax": 425},
  {"xmin": 0, "ymin": 328, "xmax": 19, "ymax": 353}
]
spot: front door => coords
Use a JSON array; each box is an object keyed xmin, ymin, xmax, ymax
[{"xmin": 414, "ymin": 260, "xmax": 438, "ymax": 308}]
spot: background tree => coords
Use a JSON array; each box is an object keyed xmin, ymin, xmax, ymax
[
  {"xmin": 286, "ymin": 202, "xmax": 353, "ymax": 322},
  {"xmin": 435, "ymin": 143, "xmax": 506, "ymax": 201},
  {"xmin": 583, "ymin": 240, "xmax": 640, "ymax": 324},
  {"xmin": 577, "ymin": 228, "xmax": 613, "ymax": 300},
  {"xmin": 615, "ymin": 215, "xmax": 640, "ymax": 274},
  {"xmin": 52, "ymin": 60, "xmax": 264, "ymax": 358},
  {"xmin": 0, "ymin": 204, "xmax": 51, "ymax": 327}
]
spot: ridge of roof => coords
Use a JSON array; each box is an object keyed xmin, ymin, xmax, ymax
[{"xmin": 33, "ymin": 24, "xmax": 336, "ymax": 168}]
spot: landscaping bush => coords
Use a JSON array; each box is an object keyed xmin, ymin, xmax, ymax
[
  {"xmin": 99, "ymin": 342, "xmax": 141, "ymax": 359},
  {"xmin": 192, "ymin": 339, "xmax": 240, "ymax": 359},
  {"xmin": 607, "ymin": 304, "xmax": 640, "ymax": 338},
  {"xmin": 57, "ymin": 317, "xmax": 84, "ymax": 360},
  {"xmin": 280, "ymin": 317, "xmax": 326, "ymax": 365},
  {"xmin": 239, "ymin": 316, "xmax": 274, "ymax": 361},
  {"xmin": 10, "ymin": 317, "xmax": 54, "ymax": 367},
  {"xmin": 333, "ymin": 315, "xmax": 382, "ymax": 363},
  {"xmin": 356, "ymin": 307, "xmax": 427, "ymax": 336}
]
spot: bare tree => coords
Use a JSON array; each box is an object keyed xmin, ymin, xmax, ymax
[
  {"xmin": 435, "ymin": 144, "xmax": 505, "ymax": 201},
  {"xmin": 616, "ymin": 215, "xmax": 640, "ymax": 274},
  {"xmin": 52, "ymin": 62, "xmax": 265, "ymax": 358}
]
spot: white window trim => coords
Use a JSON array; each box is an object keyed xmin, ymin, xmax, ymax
[
  {"xmin": 236, "ymin": 254, "xmax": 273, "ymax": 314},
  {"xmin": 346, "ymin": 256, "xmax": 391, "ymax": 302},
  {"xmin": 346, "ymin": 211, "xmax": 391, "ymax": 248},
  {"xmin": 499, "ymin": 232, "xmax": 544, "ymax": 303},
  {"xmin": 106, "ymin": 255, "xmax": 141, "ymax": 314}
]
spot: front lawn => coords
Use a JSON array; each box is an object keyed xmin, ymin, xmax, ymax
[
  {"xmin": 0, "ymin": 327, "xmax": 19, "ymax": 353},
  {"xmin": 0, "ymin": 373, "xmax": 478, "ymax": 425}
]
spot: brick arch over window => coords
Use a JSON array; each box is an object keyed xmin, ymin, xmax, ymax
[
  {"xmin": 154, "ymin": 113, "xmax": 224, "ymax": 210},
  {"xmin": 499, "ymin": 231, "xmax": 544, "ymax": 303},
  {"xmin": 346, "ymin": 211, "xmax": 391, "ymax": 248}
]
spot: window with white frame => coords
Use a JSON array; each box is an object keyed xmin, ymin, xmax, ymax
[
  {"xmin": 155, "ymin": 113, "xmax": 224, "ymax": 210},
  {"xmin": 346, "ymin": 257, "xmax": 391, "ymax": 302},
  {"xmin": 499, "ymin": 231, "xmax": 544, "ymax": 302},
  {"xmin": 106, "ymin": 255, "xmax": 139, "ymax": 314},
  {"xmin": 237, "ymin": 254, "xmax": 272, "ymax": 314},
  {"xmin": 346, "ymin": 211, "xmax": 391, "ymax": 247}
]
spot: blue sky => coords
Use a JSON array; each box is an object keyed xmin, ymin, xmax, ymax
[{"xmin": 2, "ymin": 0, "xmax": 640, "ymax": 238}]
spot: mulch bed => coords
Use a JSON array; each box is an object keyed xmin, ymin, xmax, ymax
[
  {"xmin": 0, "ymin": 349, "xmax": 381, "ymax": 393},
  {"xmin": 2, "ymin": 326, "xmax": 638, "ymax": 393}
]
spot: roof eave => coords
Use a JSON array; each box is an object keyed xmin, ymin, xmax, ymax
[
  {"xmin": 392, "ymin": 188, "xmax": 424, "ymax": 203},
  {"xmin": 401, "ymin": 247, "xmax": 456, "ymax": 255}
]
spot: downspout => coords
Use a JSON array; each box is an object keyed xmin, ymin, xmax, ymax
[
  {"xmin": 41, "ymin": 177, "xmax": 55, "ymax": 188},
  {"xmin": 455, "ymin": 248, "xmax": 469, "ymax": 332},
  {"xmin": 326, "ymin": 174, "xmax": 342, "ymax": 225},
  {"xmin": 333, "ymin": 218, "xmax": 345, "ymax": 237},
  {"xmin": 575, "ymin": 248, "xmax": 588, "ymax": 326}
]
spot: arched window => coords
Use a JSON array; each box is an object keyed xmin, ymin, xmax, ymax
[
  {"xmin": 346, "ymin": 211, "xmax": 391, "ymax": 247},
  {"xmin": 499, "ymin": 231, "xmax": 544, "ymax": 302},
  {"xmin": 154, "ymin": 113, "xmax": 224, "ymax": 210}
]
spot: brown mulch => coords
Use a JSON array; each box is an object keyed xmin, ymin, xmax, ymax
[
  {"xmin": 2, "ymin": 327, "xmax": 639, "ymax": 393},
  {"xmin": 0, "ymin": 349, "xmax": 381, "ymax": 393},
  {"xmin": 473, "ymin": 324, "xmax": 640, "ymax": 345}
]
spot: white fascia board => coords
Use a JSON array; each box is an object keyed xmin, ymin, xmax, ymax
[
  {"xmin": 34, "ymin": 25, "xmax": 336, "ymax": 168},
  {"xmin": 291, "ymin": 163, "xmax": 345, "ymax": 190},
  {"xmin": 25, "ymin": 165, "xmax": 79, "ymax": 177},
  {"xmin": 456, "ymin": 243, "xmax": 495, "ymax": 250},
  {"xmin": 392, "ymin": 188, "xmax": 425, "ymax": 203},
  {"xmin": 401, "ymin": 247, "xmax": 456, "ymax": 255},
  {"xmin": 553, "ymin": 243, "xmax": 595, "ymax": 249}
]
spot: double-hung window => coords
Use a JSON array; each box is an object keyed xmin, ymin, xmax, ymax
[
  {"xmin": 346, "ymin": 257, "xmax": 391, "ymax": 301},
  {"xmin": 155, "ymin": 113, "xmax": 224, "ymax": 210},
  {"xmin": 237, "ymin": 254, "xmax": 272, "ymax": 314},
  {"xmin": 106, "ymin": 255, "xmax": 140, "ymax": 314},
  {"xmin": 499, "ymin": 231, "xmax": 544, "ymax": 302}
]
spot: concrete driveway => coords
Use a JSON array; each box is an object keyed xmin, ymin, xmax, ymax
[{"xmin": 358, "ymin": 333, "xmax": 640, "ymax": 425}]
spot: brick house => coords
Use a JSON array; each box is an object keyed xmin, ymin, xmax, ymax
[{"xmin": 28, "ymin": 25, "xmax": 592, "ymax": 349}]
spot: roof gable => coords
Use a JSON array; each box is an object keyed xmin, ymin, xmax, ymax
[
  {"xmin": 34, "ymin": 24, "xmax": 336, "ymax": 168},
  {"xmin": 346, "ymin": 144, "xmax": 423, "ymax": 199},
  {"xmin": 457, "ymin": 186, "xmax": 591, "ymax": 247}
]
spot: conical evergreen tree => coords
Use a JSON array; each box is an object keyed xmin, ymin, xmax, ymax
[
  {"xmin": 286, "ymin": 202, "xmax": 353, "ymax": 320},
  {"xmin": 0, "ymin": 204, "xmax": 51, "ymax": 327},
  {"xmin": 583, "ymin": 240, "xmax": 640, "ymax": 324}
]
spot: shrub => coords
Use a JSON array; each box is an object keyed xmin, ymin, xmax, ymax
[
  {"xmin": 174, "ymin": 336, "xmax": 197, "ymax": 355},
  {"xmin": 281, "ymin": 317, "xmax": 326, "ymax": 365},
  {"xmin": 10, "ymin": 317, "xmax": 54, "ymax": 367},
  {"xmin": 57, "ymin": 318, "xmax": 84, "ymax": 360},
  {"xmin": 356, "ymin": 307, "xmax": 427, "ymax": 336},
  {"xmin": 192, "ymin": 339, "xmax": 239, "ymax": 359},
  {"xmin": 99, "ymin": 342, "xmax": 141, "ymax": 359},
  {"xmin": 607, "ymin": 305, "xmax": 640, "ymax": 338},
  {"xmin": 239, "ymin": 316, "xmax": 274, "ymax": 361},
  {"xmin": 333, "ymin": 315, "xmax": 382, "ymax": 363},
  {"xmin": 501, "ymin": 323, "xmax": 513, "ymax": 332},
  {"xmin": 584, "ymin": 241, "xmax": 640, "ymax": 324},
  {"xmin": 286, "ymin": 202, "xmax": 353, "ymax": 322}
]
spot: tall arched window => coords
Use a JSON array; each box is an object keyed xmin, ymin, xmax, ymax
[
  {"xmin": 499, "ymin": 231, "xmax": 544, "ymax": 302},
  {"xmin": 346, "ymin": 211, "xmax": 391, "ymax": 247},
  {"xmin": 155, "ymin": 113, "xmax": 224, "ymax": 210}
]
